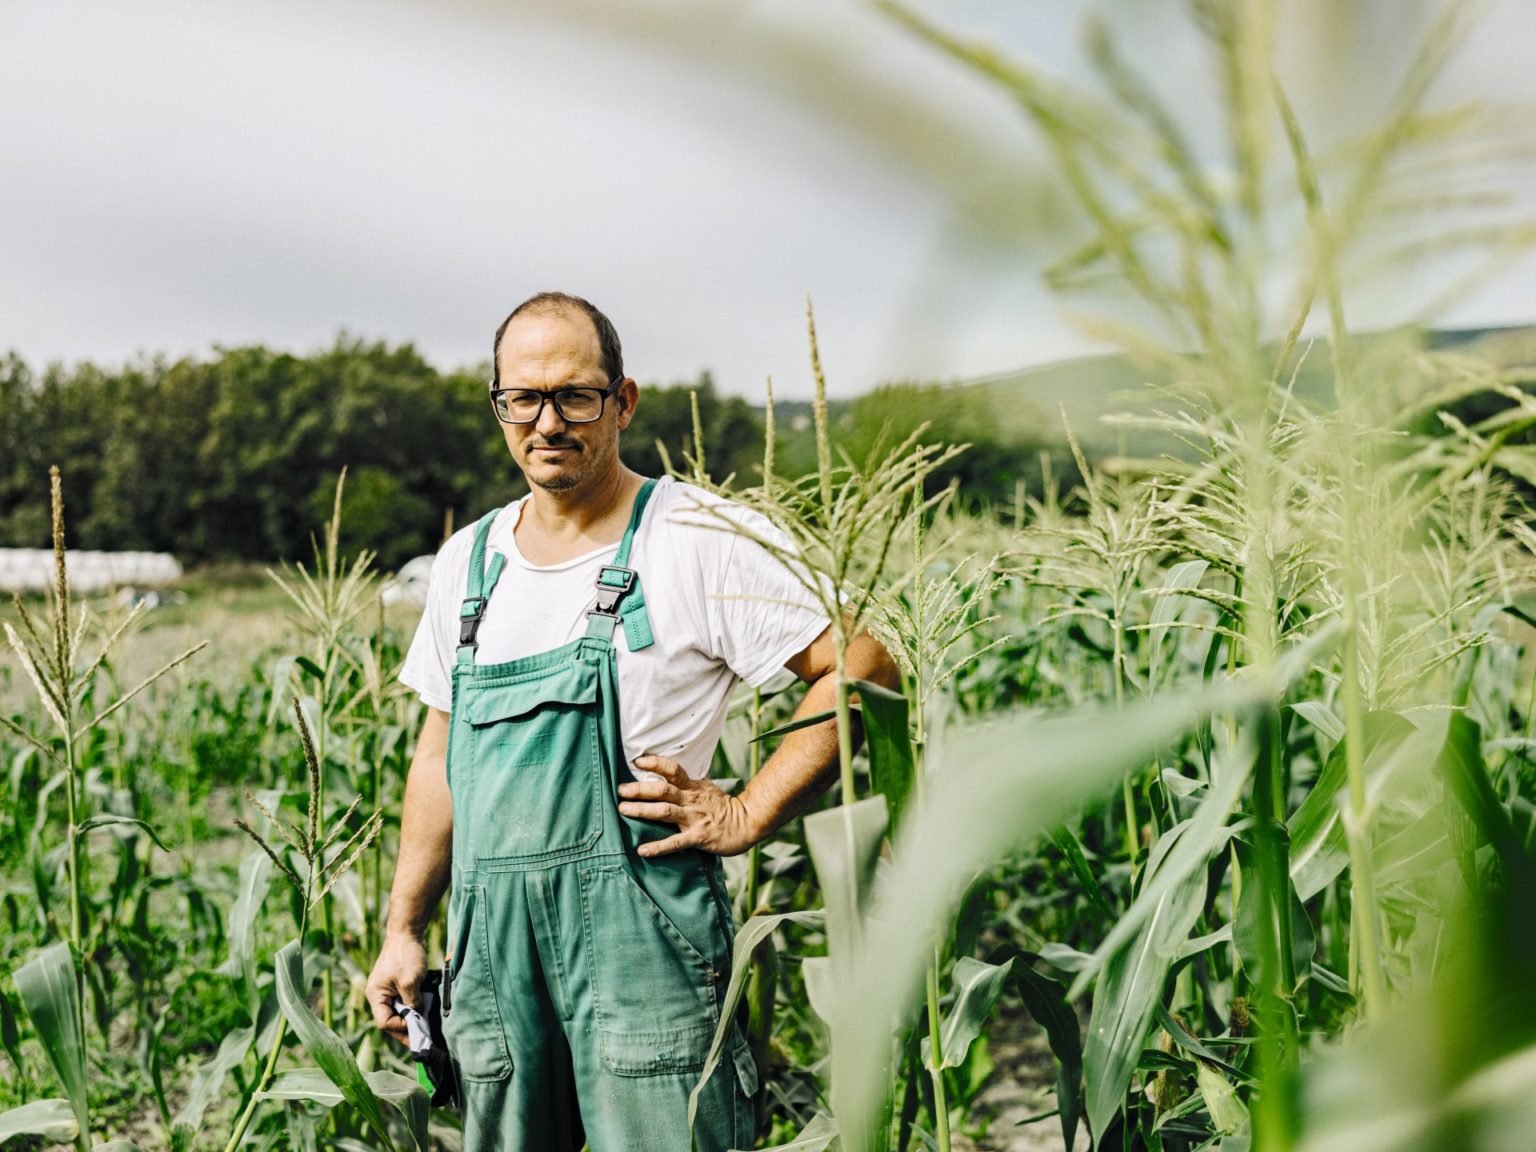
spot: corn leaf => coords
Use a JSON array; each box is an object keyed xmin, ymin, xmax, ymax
[
  {"xmin": 1082, "ymin": 820, "xmax": 1208, "ymax": 1146},
  {"xmin": 171, "ymin": 1025, "xmax": 256, "ymax": 1152},
  {"xmin": 854, "ymin": 678, "xmax": 914, "ymax": 835},
  {"xmin": 804, "ymin": 796, "xmax": 889, "ymax": 980},
  {"xmin": 0, "ymin": 1099, "xmax": 78, "ymax": 1145},
  {"xmin": 1146, "ymin": 559, "xmax": 1208, "ymax": 681},
  {"xmin": 1040, "ymin": 942, "xmax": 1095, "ymax": 972},
  {"xmin": 927, "ymin": 956, "xmax": 1014, "ymax": 1071},
  {"xmin": 1438, "ymin": 712, "xmax": 1512, "ymax": 856},
  {"xmin": 218, "ymin": 849, "xmax": 274, "ymax": 1024},
  {"xmin": 752, "ymin": 1110, "xmax": 838, "ymax": 1152},
  {"xmin": 259, "ymin": 1066, "xmax": 424, "ymax": 1105},
  {"xmin": 14, "ymin": 941, "xmax": 88, "ymax": 1141},
  {"xmin": 1372, "ymin": 805, "xmax": 1453, "ymax": 887},
  {"xmin": 688, "ymin": 909, "xmax": 826, "ymax": 1133},
  {"xmin": 1288, "ymin": 711, "xmax": 1416, "ymax": 901},
  {"xmin": 293, "ymin": 656, "xmax": 325, "ymax": 682},
  {"xmin": 265, "ymin": 657, "xmax": 298, "ymax": 727},
  {"xmin": 259, "ymin": 1066, "xmax": 428, "ymax": 1146},
  {"xmin": 75, "ymin": 814, "xmax": 168, "ymax": 853},
  {"xmin": 1298, "ymin": 1035, "xmax": 1536, "ymax": 1152},
  {"xmin": 1492, "ymin": 447, "xmax": 1536, "ymax": 489},
  {"xmin": 751, "ymin": 708, "xmax": 839, "ymax": 743},
  {"xmin": 802, "ymin": 956, "xmax": 835, "ymax": 1025},
  {"xmin": 825, "ymin": 682, "xmax": 1248, "ymax": 1152},
  {"xmin": 1289, "ymin": 701, "xmax": 1345, "ymax": 747},
  {"xmin": 0, "ymin": 988, "xmax": 23, "ymax": 1078},
  {"xmin": 273, "ymin": 940, "xmax": 419, "ymax": 1152},
  {"xmin": 1071, "ymin": 731, "xmax": 1253, "ymax": 996},
  {"xmin": 1503, "ymin": 604, "xmax": 1536, "ymax": 632}
]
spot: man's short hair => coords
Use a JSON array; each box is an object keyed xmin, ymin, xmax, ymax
[{"xmin": 492, "ymin": 292, "xmax": 624, "ymax": 388}]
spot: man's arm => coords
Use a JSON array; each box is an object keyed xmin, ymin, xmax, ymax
[
  {"xmin": 618, "ymin": 622, "xmax": 900, "ymax": 858},
  {"xmin": 365, "ymin": 706, "xmax": 453, "ymax": 1042}
]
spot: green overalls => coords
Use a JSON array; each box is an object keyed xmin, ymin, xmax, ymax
[{"xmin": 441, "ymin": 479, "xmax": 757, "ymax": 1152}]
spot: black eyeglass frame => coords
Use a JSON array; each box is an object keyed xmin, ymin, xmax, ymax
[{"xmin": 488, "ymin": 375, "xmax": 625, "ymax": 425}]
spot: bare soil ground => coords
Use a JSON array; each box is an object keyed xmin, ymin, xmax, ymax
[{"xmin": 953, "ymin": 1001, "xmax": 1090, "ymax": 1152}]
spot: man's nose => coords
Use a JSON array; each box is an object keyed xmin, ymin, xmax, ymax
[{"xmin": 534, "ymin": 396, "xmax": 568, "ymax": 437}]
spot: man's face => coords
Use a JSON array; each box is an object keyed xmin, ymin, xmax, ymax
[{"xmin": 492, "ymin": 310, "xmax": 636, "ymax": 495}]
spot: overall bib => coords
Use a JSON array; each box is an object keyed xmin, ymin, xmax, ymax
[{"xmin": 441, "ymin": 479, "xmax": 757, "ymax": 1152}]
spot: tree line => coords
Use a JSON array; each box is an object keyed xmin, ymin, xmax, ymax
[
  {"xmin": 0, "ymin": 339, "xmax": 766, "ymax": 569},
  {"xmin": 0, "ymin": 337, "xmax": 1071, "ymax": 570}
]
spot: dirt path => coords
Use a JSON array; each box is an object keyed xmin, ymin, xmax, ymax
[{"xmin": 952, "ymin": 1001, "xmax": 1090, "ymax": 1152}]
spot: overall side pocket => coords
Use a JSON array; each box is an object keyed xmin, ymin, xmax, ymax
[
  {"xmin": 578, "ymin": 863, "xmax": 719, "ymax": 1076},
  {"xmin": 440, "ymin": 884, "xmax": 513, "ymax": 1082}
]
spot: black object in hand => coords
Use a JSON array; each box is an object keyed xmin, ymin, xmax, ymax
[{"xmin": 393, "ymin": 969, "xmax": 461, "ymax": 1108}]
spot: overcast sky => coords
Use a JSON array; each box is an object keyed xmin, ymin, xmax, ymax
[{"xmin": 3, "ymin": 0, "xmax": 1533, "ymax": 399}]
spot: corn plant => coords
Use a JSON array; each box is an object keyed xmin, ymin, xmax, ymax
[
  {"xmin": 220, "ymin": 698, "xmax": 402, "ymax": 1152},
  {"xmin": 266, "ymin": 468, "xmax": 402, "ymax": 1035},
  {"xmin": 865, "ymin": 502, "xmax": 1013, "ymax": 1150},
  {"xmin": 776, "ymin": 0, "xmax": 1536, "ymax": 1147},
  {"xmin": 1, "ymin": 468, "xmax": 205, "ymax": 1151},
  {"xmin": 682, "ymin": 302, "xmax": 964, "ymax": 805}
]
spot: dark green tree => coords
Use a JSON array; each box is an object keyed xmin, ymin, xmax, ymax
[{"xmin": 622, "ymin": 373, "xmax": 765, "ymax": 487}]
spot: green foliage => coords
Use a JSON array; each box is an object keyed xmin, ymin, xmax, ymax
[
  {"xmin": 13, "ymin": 943, "xmax": 88, "ymax": 1149},
  {"xmin": 0, "ymin": 345, "xmax": 769, "ymax": 568},
  {"xmin": 842, "ymin": 380, "xmax": 1076, "ymax": 508},
  {"xmin": 267, "ymin": 941, "xmax": 427, "ymax": 1152},
  {"xmin": 623, "ymin": 372, "xmax": 765, "ymax": 486},
  {"xmin": 0, "ymin": 1098, "xmax": 78, "ymax": 1147}
]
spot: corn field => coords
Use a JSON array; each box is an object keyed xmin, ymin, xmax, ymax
[{"xmin": 5, "ymin": 3, "xmax": 1536, "ymax": 1151}]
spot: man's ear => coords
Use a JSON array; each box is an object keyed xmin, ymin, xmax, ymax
[{"xmin": 615, "ymin": 377, "xmax": 639, "ymax": 431}]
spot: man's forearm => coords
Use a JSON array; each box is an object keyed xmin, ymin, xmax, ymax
[
  {"xmin": 738, "ymin": 630, "xmax": 900, "ymax": 843},
  {"xmin": 385, "ymin": 708, "xmax": 454, "ymax": 938}
]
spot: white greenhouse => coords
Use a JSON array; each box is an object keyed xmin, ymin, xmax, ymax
[{"xmin": 0, "ymin": 549, "xmax": 183, "ymax": 594}]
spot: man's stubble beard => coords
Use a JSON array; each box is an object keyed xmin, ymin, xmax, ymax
[
  {"xmin": 530, "ymin": 470, "xmax": 580, "ymax": 492},
  {"xmin": 522, "ymin": 432, "xmax": 619, "ymax": 494}
]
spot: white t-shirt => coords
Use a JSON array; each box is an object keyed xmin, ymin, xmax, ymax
[{"xmin": 400, "ymin": 477, "xmax": 830, "ymax": 780}]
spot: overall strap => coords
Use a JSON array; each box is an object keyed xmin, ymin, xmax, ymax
[
  {"xmin": 585, "ymin": 478, "xmax": 657, "ymax": 650},
  {"xmin": 457, "ymin": 508, "xmax": 508, "ymax": 664}
]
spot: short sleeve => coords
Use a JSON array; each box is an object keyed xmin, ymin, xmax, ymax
[
  {"xmin": 399, "ymin": 546, "xmax": 461, "ymax": 713},
  {"xmin": 701, "ymin": 503, "xmax": 831, "ymax": 688}
]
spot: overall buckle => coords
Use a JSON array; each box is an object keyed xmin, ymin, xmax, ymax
[
  {"xmin": 588, "ymin": 566, "xmax": 635, "ymax": 618},
  {"xmin": 458, "ymin": 596, "xmax": 488, "ymax": 649}
]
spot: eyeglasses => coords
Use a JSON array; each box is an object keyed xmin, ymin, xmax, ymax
[{"xmin": 489, "ymin": 376, "xmax": 624, "ymax": 425}]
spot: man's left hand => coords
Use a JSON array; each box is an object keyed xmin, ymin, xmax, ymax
[{"xmin": 618, "ymin": 756, "xmax": 759, "ymax": 858}]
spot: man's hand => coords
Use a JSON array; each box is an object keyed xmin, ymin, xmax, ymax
[
  {"xmin": 366, "ymin": 931, "xmax": 429, "ymax": 1045},
  {"xmin": 618, "ymin": 756, "xmax": 760, "ymax": 858}
]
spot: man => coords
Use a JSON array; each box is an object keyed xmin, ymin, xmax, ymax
[{"xmin": 365, "ymin": 291, "xmax": 897, "ymax": 1151}]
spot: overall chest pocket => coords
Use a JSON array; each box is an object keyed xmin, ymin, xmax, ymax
[{"xmin": 455, "ymin": 662, "xmax": 604, "ymax": 867}]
